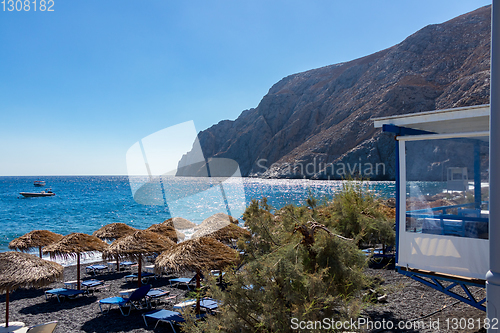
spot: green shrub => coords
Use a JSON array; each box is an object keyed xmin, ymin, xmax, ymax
[
  {"xmin": 181, "ymin": 192, "xmax": 374, "ymax": 333},
  {"xmin": 325, "ymin": 181, "xmax": 395, "ymax": 248}
]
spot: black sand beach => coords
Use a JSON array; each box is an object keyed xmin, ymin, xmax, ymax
[
  {"xmin": 0, "ymin": 263, "xmax": 486, "ymax": 332},
  {"xmin": 0, "ymin": 262, "xmax": 192, "ymax": 333}
]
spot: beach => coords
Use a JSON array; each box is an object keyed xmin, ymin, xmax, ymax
[{"xmin": 0, "ymin": 263, "xmax": 486, "ymax": 333}]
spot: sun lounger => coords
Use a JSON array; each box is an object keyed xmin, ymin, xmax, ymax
[
  {"xmin": 16, "ymin": 321, "xmax": 58, "ymax": 333},
  {"xmin": 195, "ymin": 298, "xmax": 220, "ymax": 312},
  {"xmin": 80, "ymin": 279, "xmax": 107, "ymax": 293},
  {"xmin": 172, "ymin": 299, "xmax": 197, "ymax": 310},
  {"xmin": 119, "ymin": 261, "xmax": 136, "ymax": 270},
  {"xmin": 98, "ymin": 284, "xmax": 151, "ymax": 316},
  {"xmin": 124, "ymin": 271, "xmax": 156, "ymax": 283},
  {"xmin": 210, "ymin": 270, "xmax": 225, "ymax": 278},
  {"xmin": 169, "ymin": 275, "xmax": 199, "ymax": 290},
  {"xmin": 146, "ymin": 289, "xmax": 176, "ymax": 308},
  {"xmin": 85, "ymin": 264, "xmax": 109, "ymax": 275},
  {"xmin": 142, "ymin": 309, "xmax": 205, "ymax": 331},
  {"xmin": 44, "ymin": 288, "xmax": 87, "ymax": 302}
]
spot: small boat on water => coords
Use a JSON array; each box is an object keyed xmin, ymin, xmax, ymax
[
  {"xmin": 20, "ymin": 189, "xmax": 55, "ymax": 198},
  {"xmin": 34, "ymin": 180, "xmax": 46, "ymax": 187}
]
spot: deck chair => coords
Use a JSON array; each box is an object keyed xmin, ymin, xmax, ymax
[
  {"xmin": 124, "ymin": 272, "xmax": 156, "ymax": 283},
  {"xmin": 169, "ymin": 274, "xmax": 201, "ymax": 290},
  {"xmin": 85, "ymin": 264, "xmax": 109, "ymax": 275},
  {"xmin": 142, "ymin": 309, "xmax": 205, "ymax": 331},
  {"xmin": 44, "ymin": 288, "xmax": 87, "ymax": 302},
  {"xmin": 98, "ymin": 284, "xmax": 151, "ymax": 316},
  {"xmin": 17, "ymin": 321, "xmax": 58, "ymax": 333},
  {"xmin": 196, "ymin": 298, "xmax": 220, "ymax": 312},
  {"xmin": 119, "ymin": 261, "xmax": 136, "ymax": 270}
]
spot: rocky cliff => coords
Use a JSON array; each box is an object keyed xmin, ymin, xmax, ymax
[{"xmin": 178, "ymin": 5, "xmax": 491, "ymax": 180}]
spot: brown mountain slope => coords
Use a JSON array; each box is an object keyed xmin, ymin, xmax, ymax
[{"xmin": 178, "ymin": 5, "xmax": 491, "ymax": 180}]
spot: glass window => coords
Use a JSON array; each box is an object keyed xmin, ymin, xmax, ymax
[{"xmin": 405, "ymin": 136, "xmax": 489, "ymax": 239}]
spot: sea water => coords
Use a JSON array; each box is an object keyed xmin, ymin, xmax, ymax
[{"xmin": 0, "ymin": 176, "xmax": 396, "ymax": 261}]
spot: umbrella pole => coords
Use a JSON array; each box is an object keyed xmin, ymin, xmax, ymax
[
  {"xmin": 116, "ymin": 255, "xmax": 120, "ymax": 272},
  {"xmin": 137, "ymin": 255, "xmax": 142, "ymax": 287},
  {"xmin": 196, "ymin": 269, "xmax": 201, "ymax": 315},
  {"xmin": 77, "ymin": 253, "xmax": 81, "ymax": 290},
  {"xmin": 5, "ymin": 288, "xmax": 9, "ymax": 327},
  {"xmin": 39, "ymin": 246, "xmax": 43, "ymax": 259}
]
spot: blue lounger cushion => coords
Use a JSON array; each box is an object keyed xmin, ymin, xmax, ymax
[
  {"xmin": 45, "ymin": 288, "xmax": 86, "ymax": 302},
  {"xmin": 124, "ymin": 272, "xmax": 155, "ymax": 282},
  {"xmin": 86, "ymin": 264, "xmax": 108, "ymax": 273},
  {"xmin": 143, "ymin": 309, "xmax": 205, "ymax": 331},
  {"xmin": 169, "ymin": 276, "xmax": 197, "ymax": 289},
  {"xmin": 99, "ymin": 284, "xmax": 151, "ymax": 316},
  {"xmin": 120, "ymin": 261, "xmax": 136, "ymax": 266},
  {"xmin": 196, "ymin": 298, "xmax": 220, "ymax": 311}
]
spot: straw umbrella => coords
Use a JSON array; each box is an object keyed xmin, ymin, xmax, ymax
[
  {"xmin": 92, "ymin": 223, "xmax": 138, "ymax": 270},
  {"xmin": 43, "ymin": 233, "xmax": 108, "ymax": 290},
  {"xmin": 146, "ymin": 223, "xmax": 179, "ymax": 243},
  {"xmin": 8, "ymin": 230, "xmax": 63, "ymax": 258},
  {"xmin": 102, "ymin": 230, "xmax": 175, "ymax": 287},
  {"xmin": 160, "ymin": 220, "xmax": 187, "ymax": 241},
  {"xmin": 155, "ymin": 237, "xmax": 239, "ymax": 313},
  {"xmin": 0, "ymin": 252, "xmax": 63, "ymax": 329},
  {"xmin": 92, "ymin": 223, "xmax": 137, "ymax": 240},
  {"xmin": 194, "ymin": 213, "xmax": 238, "ymax": 231},
  {"xmin": 163, "ymin": 217, "xmax": 196, "ymax": 230},
  {"xmin": 192, "ymin": 223, "xmax": 250, "ymax": 244}
]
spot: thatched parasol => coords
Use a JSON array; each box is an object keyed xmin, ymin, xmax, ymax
[
  {"xmin": 43, "ymin": 233, "xmax": 108, "ymax": 290},
  {"xmin": 92, "ymin": 223, "xmax": 137, "ymax": 240},
  {"xmin": 92, "ymin": 223, "xmax": 138, "ymax": 271},
  {"xmin": 194, "ymin": 213, "xmax": 238, "ymax": 231},
  {"xmin": 146, "ymin": 223, "xmax": 179, "ymax": 243},
  {"xmin": 163, "ymin": 217, "xmax": 196, "ymax": 230},
  {"xmin": 102, "ymin": 230, "xmax": 175, "ymax": 287},
  {"xmin": 192, "ymin": 223, "xmax": 250, "ymax": 244},
  {"xmin": 8, "ymin": 230, "xmax": 63, "ymax": 258},
  {"xmin": 161, "ymin": 219, "xmax": 186, "ymax": 241},
  {"xmin": 155, "ymin": 237, "xmax": 239, "ymax": 313},
  {"xmin": 176, "ymin": 230, "xmax": 186, "ymax": 242},
  {"xmin": 0, "ymin": 252, "xmax": 63, "ymax": 328}
]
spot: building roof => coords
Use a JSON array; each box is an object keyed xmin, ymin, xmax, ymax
[{"xmin": 372, "ymin": 104, "xmax": 489, "ymax": 135}]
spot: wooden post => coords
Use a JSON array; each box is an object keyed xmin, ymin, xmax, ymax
[
  {"xmin": 77, "ymin": 253, "xmax": 81, "ymax": 290},
  {"xmin": 5, "ymin": 288, "xmax": 9, "ymax": 327},
  {"xmin": 38, "ymin": 246, "xmax": 43, "ymax": 259},
  {"xmin": 196, "ymin": 269, "xmax": 201, "ymax": 314},
  {"xmin": 137, "ymin": 255, "xmax": 142, "ymax": 287}
]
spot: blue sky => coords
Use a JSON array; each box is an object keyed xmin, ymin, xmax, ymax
[{"xmin": 0, "ymin": 0, "xmax": 491, "ymax": 176}]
